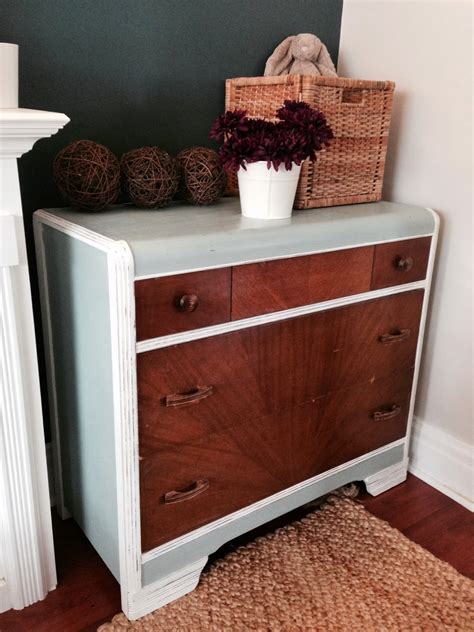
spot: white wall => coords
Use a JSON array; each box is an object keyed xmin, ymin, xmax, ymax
[{"xmin": 338, "ymin": 0, "xmax": 473, "ymax": 508}]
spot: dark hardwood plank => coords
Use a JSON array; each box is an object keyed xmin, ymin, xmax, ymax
[
  {"xmin": 360, "ymin": 474, "xmax": 474, "ymax": 579},
  {"xmin": 135, "ymin": 268, "xmax": 231, "ymax": 340},
  {"xmin": 371, "ymin": 237, "xmax": 431, "ymax": 290},
  {"xmin": 231, "ymin": 246, "xmax": 374, "ymax": 320},
  {"xmin": 138, "ymin": 291, "xmax": 424, "ymax": 453}
]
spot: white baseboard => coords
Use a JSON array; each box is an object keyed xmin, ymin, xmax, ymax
[
  {"xmin": 0, "ymin": 580, "xmax": 12, "ymax": 614},
  {"xmin": 46, "ymin": 442, "xmax": 56, "ymax": 508},
  {"xmin": 409, "ymin": 418, "xmax": 474, "ymax": 511}
]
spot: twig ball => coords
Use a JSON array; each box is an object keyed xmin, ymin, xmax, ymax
[
  {"xmin": 53, "ymin": 140, "xmax": 120, "ymax": 211},
  {"xmin": 120, "ymin": 147, "xmax": 179, "ymax": 208},
  {"xmin": 176, "ymin": 147, "xmax": 226, "ymax": 205}
]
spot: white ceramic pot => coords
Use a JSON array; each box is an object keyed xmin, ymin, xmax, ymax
[{"xmin": 237, "ymin": 161, "xmax": 302, "ymax": 220}]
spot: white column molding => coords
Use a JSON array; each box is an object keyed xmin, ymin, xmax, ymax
[{"xmin": 0, "ymin": 106, "xmax": 69, "ymax": 612}]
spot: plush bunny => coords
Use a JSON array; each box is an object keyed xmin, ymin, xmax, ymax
[{"xmin": 264, "ymin": 33, "xmax": 337, "ymax": 77}]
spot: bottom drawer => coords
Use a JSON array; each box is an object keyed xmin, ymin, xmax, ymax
[{"xmin": 140, "ymin": 370, "xmax": 413, "ymax": 551}]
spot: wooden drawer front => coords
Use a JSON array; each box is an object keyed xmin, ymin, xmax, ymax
[
  {"xmin": 293, "ymin": 370, "xmax": 413, "ymax": 482},
  {"xmin": 137, "ymin": 291, "xmax": 423, "ymax": 450},
  {"xmin": 139, "ymin": 370, "xmax": 413, "ymax": 551},
  {"xmin": 231, "ymin": 247, "xmax": 374, "ymax": 320},
  {"xmin": 135, "ymin": 268, "xmax": 231, "ymax": 341},
  {"xmin": 140, "ymin": 430, "xmax": 287, "ymax": 551},
  {"xmin": 372, "ymin": 237, "xmax": 431, "ymax": 290}
]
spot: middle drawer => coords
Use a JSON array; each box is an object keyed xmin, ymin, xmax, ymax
[{"xmin": 137, "ymin": 290, "xmax": 423, "ymax": 450}]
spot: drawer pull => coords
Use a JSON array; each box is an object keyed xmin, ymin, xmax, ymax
[
  {"xmin": 165, "ymin": 385, "xmax": 214, "ymax": 407},
  {"xmin": 164, "ymin": 479, "xmax": 210, "ymax": 504},
  {"xmin": 371, "ymin": 404, "xmax": 402, "ymax": 421},
  {"xmin": 378, "ymin": 328, "xmax": 411, "ymax": 345},
  {"xmin": 395, "ymin": 256, "xmax": 414, "ymax": 272},
  {"xmin": 177, "ymin": 294, "xmax": 199, "ymax": 313}
]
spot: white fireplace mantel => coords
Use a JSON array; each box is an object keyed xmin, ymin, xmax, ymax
[{"xmin": 0, "ymin": 106, "xmax": 69, "ymax": 612}]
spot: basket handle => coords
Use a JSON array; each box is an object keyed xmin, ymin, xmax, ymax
[{"xmin": 341, "ymin": 88, "xmax": 367, "ymax": 106}]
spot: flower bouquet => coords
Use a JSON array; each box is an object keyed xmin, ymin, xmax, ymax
[{"xmin": 210, "ymin": 100, "xmax": 333, "ymax": 219}]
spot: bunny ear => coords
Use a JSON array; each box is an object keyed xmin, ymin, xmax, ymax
[
  {"xmin": 264, "ymin": 36, "xmax": 295, "ymax": 76},
  {"xmin": 316, "ymin": 44, "xmax": 338, "ymax": 76}
]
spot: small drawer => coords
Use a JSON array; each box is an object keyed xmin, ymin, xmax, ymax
[
  {"xmin": 140, "ymin": 430, "xmax": 287, "ymax": 551},
  {"xmin": 231, "ymin": 247, "xmax": 374, "ymax": 320},
  {"xmin": 371, "ymin": 237, "xmax": 431, "ymax": 290},
  {"xmin": 135, "ymin": 268, "xmax": 231, "ymax": 340}
]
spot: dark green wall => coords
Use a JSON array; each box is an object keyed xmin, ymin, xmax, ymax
[{"xmin": 1, "ymin": 0, "xmax": 343, "ymax": 439}]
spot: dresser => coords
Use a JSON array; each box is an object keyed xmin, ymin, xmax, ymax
[{"xmin": 34, "ymin": 199, "xmax": 438, "ymax": 619}]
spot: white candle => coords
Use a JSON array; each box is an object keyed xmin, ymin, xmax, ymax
[{"xmin": 0, "ymin": 43, "xmax": 19, "ymax": 108}]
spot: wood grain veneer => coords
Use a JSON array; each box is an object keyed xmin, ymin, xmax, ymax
[
  {"xmin": 137, "ymin": 291, "xmax": 424, "ymax": 453},
  {"xmin": 231, "ymin": 247, "xmax": 374, "ymax": 320},
  {"xmin": 371, "ymin": 237, "xmax": 431, "ymax": 290},
  {"xmin": 139, "ymin": 370, "xmax": 413, "ymax": 550},
  {"xmin": 135, "ymin": 268, "xmax": 231, "ymax": 340}
]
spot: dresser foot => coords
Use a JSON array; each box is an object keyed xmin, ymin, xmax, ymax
[
  {"xmin": 126, "ymin": 556, "xmax": 208, "ymax": 620},
  {"xmin": 363, "ymin": 459, "xmax": 408, "ymax": 496}
]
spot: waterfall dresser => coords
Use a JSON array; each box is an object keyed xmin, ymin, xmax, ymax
[{"xmin": 34, "ymin": 199, "xmax": 438, "ymax": 619}]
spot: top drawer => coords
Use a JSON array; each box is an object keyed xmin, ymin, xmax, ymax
[
  {"xmin": 232, "ymin": 247, "xmax": 374, "ymax": 320},
  {"xmin": 134, "ymin": 237, "xmax": 431, "ymax": 339},
  {"xmin": 135, "ymin": 268, "xmax": 231, "ymax": 341},
  {"xmin": 372, "ymin": 237, "xmax": 431, "ymax": 289}
]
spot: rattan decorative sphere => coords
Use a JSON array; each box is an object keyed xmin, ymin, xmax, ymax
[
  {"xmin": 120, "ymin": 147, "xmax": 179, "ymax": 208},
  {"xmin": 53, "ymin": 140, "xmax": 120, "ymax": 211},
  {"xmin": 176, "ymin": 147, "xmax": 226, "ymax": 205}
]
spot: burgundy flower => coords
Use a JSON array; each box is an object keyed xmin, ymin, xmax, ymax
[
  {"xmin": 210, "ymin": 100, "xmax": 334, "ymax": 171},
  {"xmin": 209, "ymin": 109, "xmax": 249, "ymax": 141}
]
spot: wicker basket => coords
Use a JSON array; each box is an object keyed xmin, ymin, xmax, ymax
[{"xmin": 225, "ymin": 75, "xmax": 395, "ymax": 209}]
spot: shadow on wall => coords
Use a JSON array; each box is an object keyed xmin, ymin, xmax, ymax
[{"xmin": 381, "ymin": 90, "xmax": 407, "ymax": 202}]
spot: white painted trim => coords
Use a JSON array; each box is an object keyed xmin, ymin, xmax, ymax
[
  {"xmin": 128, "ymin": 557, "xmax": 208, "ymax": 621},
  {"xmin": 34, "ymin": 210, "xmax": 116, "ymax": 252},
  {"xmin": 106, "ymin": 240, "xmax": 142, "ymax": 617},
  {"xmin": 409, "ymin": 418, "xmax": 474, "ymax": 512},
  {"xmin": 0, "ymin": 546, "xmax": 12, "ymax": 614},
  {"xmin": 0, "ymin": 108, "xmax": 69, "ymax": 158},
  {"xmin": 0, "ymin": 581, "xmax": 12, "ymax": 615},
  {"xmin": 142, "ymin": 438, "xmax": 405, "ymax": 563},
  {"xmin": 0, "ymin": 107, "xmax": 67, "ymax": 613},
  {"xmin": 403, "ymin": 209, "xmax": 440, "ymax": 463},
  {"xmin": 364, "ymin": 459, "xmax": 408, "ymax": 496},
  {"xmin": 137, "ymin": 281, "xmax": 427, "ymax": 353}
]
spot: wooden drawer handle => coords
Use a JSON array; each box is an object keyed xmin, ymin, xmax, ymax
[
  {"xmin": 371, "ymin": 404, "xmax": 402, "ymax": 422},
  {"xmin": 164, "ymin": 385, "xmax": 214, "ymax": 407},
  {"xmin": 378, "ymin": 328, "xmax": 411, "ymax": 345},
  {"xmin": 395, "ymin": 256, "xmax": 414, "ymax": 272},
  {"xmin": 164, "ymin": 479, "xmax": 210, "ymax": 504},
  {"xmin": 177, "ymin": 294, "xmax": 199, "ymax": 312}
]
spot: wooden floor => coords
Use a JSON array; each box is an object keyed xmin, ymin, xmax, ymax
[{"xmin": 0, "ymin": 474, "xmax": 472, "ymax": 632}]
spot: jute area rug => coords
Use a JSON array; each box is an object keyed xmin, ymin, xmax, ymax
[{"xmin": 99, "ymin": 493, "xmax": 474, "ymax": 631}]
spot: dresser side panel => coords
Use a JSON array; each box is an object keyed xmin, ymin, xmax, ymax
[{"xmin": 40, "ymin": 225, "xmax": 120, "ymax": 580}]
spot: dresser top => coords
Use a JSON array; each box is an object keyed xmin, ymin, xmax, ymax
[{"xmin": 38, "ymin": 198, "xmax": 436, "ymax": 279}]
